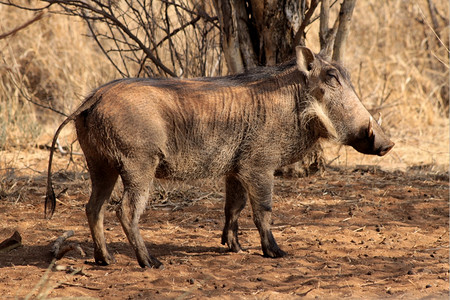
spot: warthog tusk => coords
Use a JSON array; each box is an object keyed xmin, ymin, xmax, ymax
[
  {"xmin": 368, "ymin": 116, "xmax": 374, "ymax": 138},
  {"xmin": 377, "ymin": 112, "xmax": 382, "ymax": 126}
]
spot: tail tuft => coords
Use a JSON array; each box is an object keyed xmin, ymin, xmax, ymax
[{"xmin": 45, "ymin": 186, "xmax": 56, "ymax": 219}]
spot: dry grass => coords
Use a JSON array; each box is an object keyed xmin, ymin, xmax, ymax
[
  {"xmin": 0, "ymin": 1, "xmax": 448, "ymax": 169},
  {"xmin": 0, "ymin": 4, "xmax": 116, "ymax": 149}
]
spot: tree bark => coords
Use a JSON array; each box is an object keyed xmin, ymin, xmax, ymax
[
  {"xmin": 319, "ymin": 0, "xmax": 330, "ymax": 50},
  {"xmin": 212, "ymin": 0, "xmax": 256, "ymax": 73},
  {"xmin": 213, "ymin": 0, "xmax": 301, "ymax": 69},
  {"xmin": 332, "ymin": 0, "xmax": 357, "ymax": 62}
]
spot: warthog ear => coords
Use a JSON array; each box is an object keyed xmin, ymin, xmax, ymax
[{"xmin": 296, "ymin": 46, "xmax": 315, "ymax": 74}]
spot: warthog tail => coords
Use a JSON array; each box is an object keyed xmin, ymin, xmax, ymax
[
  {"xmin": 45, "ymin": 116, "xmax": 72, "ymax": 219},
  {"xmin": 45, "ymin": 92, "xmax": 100, "ymax": 219}
]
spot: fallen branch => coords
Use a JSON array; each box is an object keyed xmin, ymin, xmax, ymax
[
  {"xmin": 54, "ymin": 243, "xmax": 86, "ymax": 259},
  {"xmin": 51, "ymin": 230, "xmax": 74, "ymax": 256},
  {"xmin": 51, "ymin": 230, "xmax": 85, "ymax": 259},
  {"xmin": 0, "ymin": 231, "xmax": 22, "ymax": 252},
  {"xmin": 56, "ymin": 139, "xmax": 83, "ymax": 156}
]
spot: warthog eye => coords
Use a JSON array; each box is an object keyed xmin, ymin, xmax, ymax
[
  {"xmin": 326, "ymin": 69, "xmax": 340, "ymax": 85},
  {"xmin": 326, "ymin": 69, "xmax": 338, "ymax": 80}
]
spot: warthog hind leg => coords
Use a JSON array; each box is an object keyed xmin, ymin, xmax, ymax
[
  {"xmin": 116, "ymin": 160, "xmax": 163, "ymax": 269},
  {"xmin": 85, "ymin": 160, "xmax": 118, "ymax": 265},
  {"xmin": 221, "ymin": 175, "xmax": 248, "ymax": 252}
]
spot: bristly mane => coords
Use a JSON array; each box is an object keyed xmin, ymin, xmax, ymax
[{"xmin": 221, "ymin": 59, "xmax": 298, "ymax": 83}]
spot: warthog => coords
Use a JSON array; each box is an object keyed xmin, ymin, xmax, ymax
[{"xmin": 45, "ymin": 46, "xmax": 394, "ymax": 268}]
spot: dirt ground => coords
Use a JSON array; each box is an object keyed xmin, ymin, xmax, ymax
[{"xmin": 0, "ymin": 149, "xmax": 448, "ymax": 299}]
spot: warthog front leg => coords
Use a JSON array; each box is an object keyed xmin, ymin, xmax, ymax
[
  {"xmin": 244, "ymin": 171, "xmax": 286, "ymax": 258},
  {"xmin": 85, "ymin": 162, "xmax": 118, "ymax": 265},
  {"xmin": 221, "ymin": 175, "xmax": 248, "ymax": 252}
]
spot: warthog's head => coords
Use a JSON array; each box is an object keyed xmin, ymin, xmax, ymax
[{"xmin": 297, "ymin": 47, "xmax": 394, "ymax": 156}]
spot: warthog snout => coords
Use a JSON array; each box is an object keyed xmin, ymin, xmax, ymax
[{"xmin": 348, "ymin": 116, "xmax": 395, "ymax": 156}]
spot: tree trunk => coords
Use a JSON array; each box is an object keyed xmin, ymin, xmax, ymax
[
  {"xmin": 212, "ymin": 0, "xmax": 256, "ymax": 73},
  {"xmin": 213, "ymin": 0, "xmax": 326, "ymax": 177}
]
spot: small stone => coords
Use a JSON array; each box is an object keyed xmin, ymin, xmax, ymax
[
  {"xmin": 188, "ymin": 278, "xmax": 195, "ymax": 285},
  {"xmin": 54, "ymin": 265, "xmax": 67, "ymax": 271},
  {"xmin": 407, "ymin": 270, "xmax": 415, "ymax": 275},
  {"xmin": 426, "ymin": 284, "xmax": 432, "ymax": 288}
]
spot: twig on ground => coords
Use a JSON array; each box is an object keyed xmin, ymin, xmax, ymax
[
  {"xmin": 55, "ymin": 139, "xmax": 83, "ymax": 156},
  {"xmin": 59, "ymin": 282, "xmax": 101, "ymax": 291}
]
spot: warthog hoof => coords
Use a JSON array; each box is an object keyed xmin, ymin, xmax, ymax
[
  {"xmin": 94, "ymin": 253, "xmax": 116, "ymax": 266},
  {"xmin": 138, "ymin": 254, "xmax": 164, "ymax": 269},
  {"xmin": 221, "ymin": 231, "xmax": 243, "ymax": 253},
  {"xmin": 262, "ymin": 246, "xmax": 287, "ymax": 258}
]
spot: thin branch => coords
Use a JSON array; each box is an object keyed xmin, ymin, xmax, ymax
[
  {"xmin": 294, "ymin": 0, "xmax": 320, "ymax": 46},
  {"xmin": 154, "ymin": 15, "xmax": 201, "ymax": 50},
  {"xmin": 0, "ymin": 9, "xmax": 47, "ymax": 40},
  {"xmin": 84, "ymin": 13, "xmax": 127, "ymax": 77},
  {"xmin": 416, "ymin": 3, "xmax": 449, "ymax": 53},
  {"xmin": 161, "ymin": 0, "xmax": 219, "ymax": 27}
]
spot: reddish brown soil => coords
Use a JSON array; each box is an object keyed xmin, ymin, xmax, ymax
[{"xmin": 0, "ymin": 152, "xmax": 448, "ymax": 299}]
